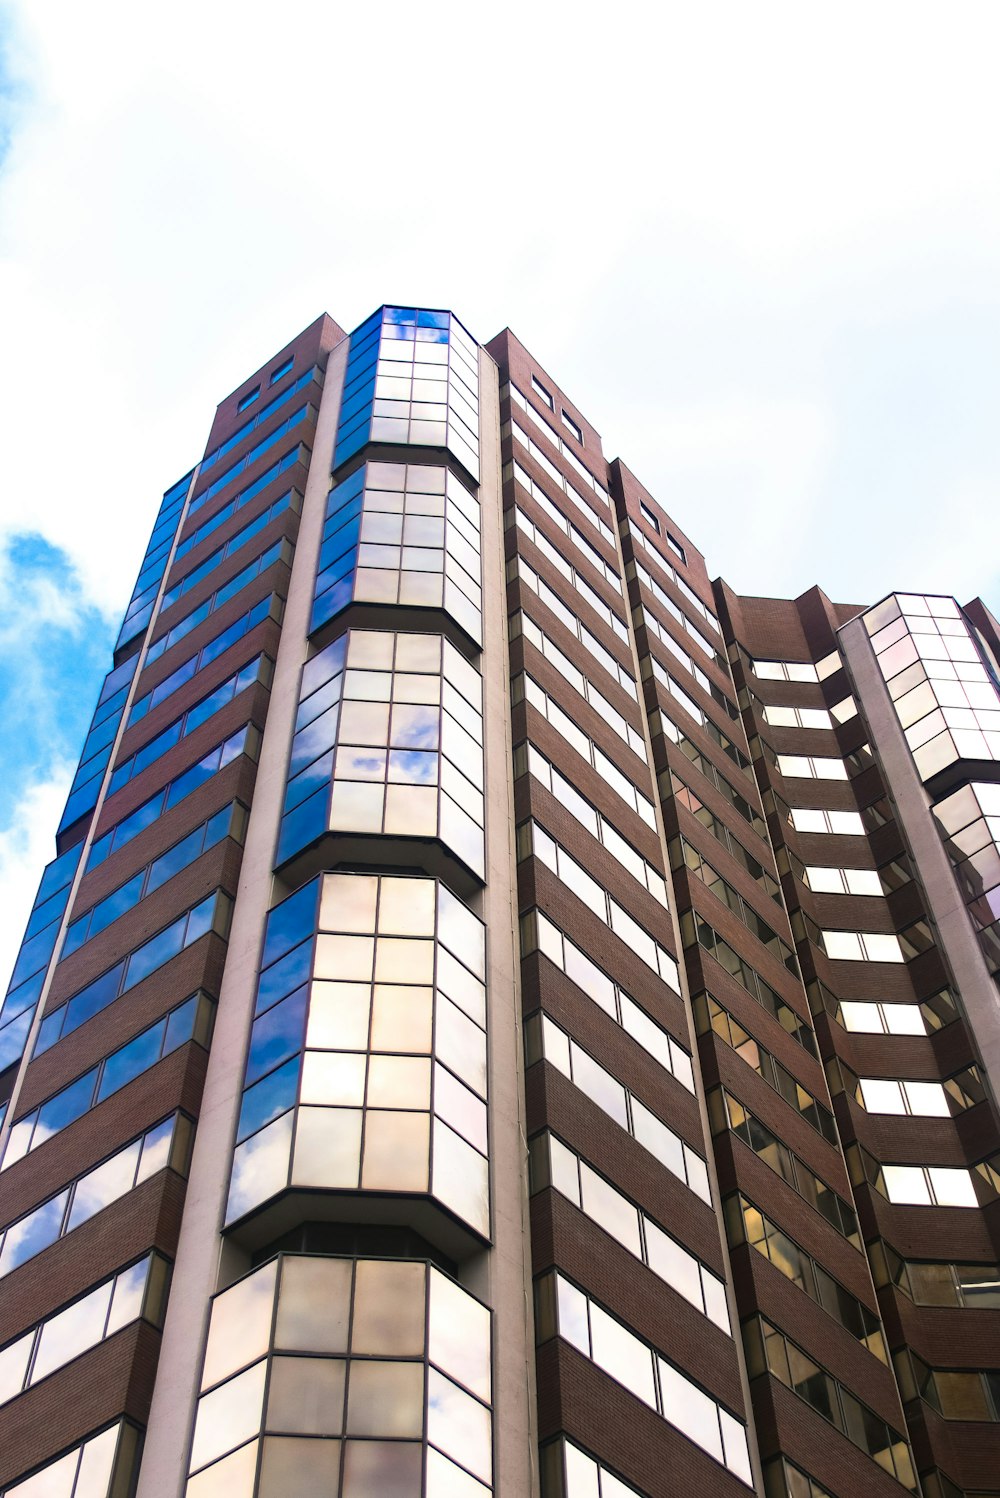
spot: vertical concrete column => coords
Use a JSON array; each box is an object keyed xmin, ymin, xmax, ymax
[
  {"xmin": 135, "ymin": 336, "xmax": 350, "ymax": 1498},
  {"xmin": 468, "ymin": 348, "xmax": 540, "ymax": 1496}
]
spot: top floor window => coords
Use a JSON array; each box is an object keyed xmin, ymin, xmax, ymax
[
  {"xmin": 270, "ymin": 356, "xmax": 293, "ymax": 385},
  {"xmin": 666, "ymin": 531, "xmax": 687, "ymax": 565},
  {"xmin": 561, "ymin": 409, "xmax": 583, "ymax": 443},
  {"xmin": 639, "ymin": 501, "xmax": 660, "ymax": 534},
  {"xmin": 237, "ymin": 386, "xmax": 260, "ymax": 413},
  {"xmin": 531, "ymin": 375, "xmax": 553, "ymax": 410}
]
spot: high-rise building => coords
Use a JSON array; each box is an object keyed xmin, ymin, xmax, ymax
[{"xmin": 1, "ymin": 305, "xmax": 999, "ymax": 1498}]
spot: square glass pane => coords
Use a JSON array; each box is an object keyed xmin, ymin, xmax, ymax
[
  {"xmin": 352, "ymin": 1259, "xmax": 426, "ymax": 1356},
  {"xmin": 342, "ymin": 1439, "xmax": 422, "ymax": 1498},
  {"xmin": 276, "ymin": 1256, "xmax": 352, "ymax": 1354},
  {"xmin": 346, "ymin": 1360, "xmax": 424, "ymax": 1437},
  {"xmin": 307, "ymin": 981, "xmax": 371, "ymax": 1050},
  {"xmin": 371, "ymin": 985, "xmax": 433, "ymax": 1054},
  {"xmin": 266, "ymin": 1355, "xmax": 345, "ymax": 1435},
  {"xmin": 361, "ymin": 1110, "xmax": 430, "ymax": 1191},
  {"xmin": 190, "ymin": 1361, "xmax": 267, "ymax": 1472},
  {"xmin": 259, "ymin": 1436, "xmax": 340, "ymax": 1497},
  {"xmin": 301, "ymin": 1050, "xmax": 366, "ymax": 1106},
  {"xmin": 291, "ymin": 1107, "xmax": 362, "ymax": 1188},
  {"xmin": 367, "ymin": 1055, "xmax": 431, "ymax": 1110},
  {"xmin": 203, "ymin": 1260, "xmax": 278, "ymax": 1390}
]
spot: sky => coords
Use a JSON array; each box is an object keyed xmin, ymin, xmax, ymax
[{"xmin": 0, "ymin": 0, "xmax": 998, "ymax": 986}]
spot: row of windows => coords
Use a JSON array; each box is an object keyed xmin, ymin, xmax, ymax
[
  {"xmin": 520, "ymin": 820, "xmax": 680, "ymax": 992},
  {"xmin": 518, "ymin": 743, "xmax": 667, "ymax": 904},
  {"xmin": 540, "ymin": 1437, "xmax": 644, "ymax": 1498},
  {"xmin": 0, "ymin": 1115, "xmax": 189, "ymax": 1281},
  {"xmin": 181, "ymin": 442, "xmax": 302, "ymax": 542},
  {"xmin": 520, "ymin": 909, "xmax": 693, "ymax": 1091},
  {"xmin": 235, "ymin": 352, "xmax": 295, "ymax": 413},
  {"xmin": 672, "ymin": 784, "xmax": 780, "ymax": 900},
  {"xmin": 116, "ymin": 473, "xmax": 192, "ymax": 645},
  {"xmin": 625, "ymin": 521, "xmax": 721, "ymax": 639},
  {"xmin": 507, "ymin": 384, "xmax": 609, "ymax": 506},
  {"xmin": 1, "ymin": 1421, "xmax": 139, "ymax": 1498},
  {"xmin": 686, "ymin": 913, "xmax": 817, "ymax": 1055},
  {"xmin": 725, "ymin": 1194, "xmax": 885, "ymax": 1360},
  {"xmin": 879, "ymin": 1246, "xmax": 1000, "ymax": 1309},
  {"xmin": 107, "ymin": 655, "xmax": 272, "ymax": 797},
  {"xmin": 650, "ymin": 696, "xmax": 751, "ymax": 781},
  {"xmin": 536, "ymin": 1273, "xmax": 751, "ymax": 1483},
  {"xmin": 851, "ymin": 1147, "xmax": 981, "ymax": 1209},
  {"xmin": 900, "ymin": 1352, "xmax": 1000, "ymax": 1424},
  {"xmin": 87, "ymin": 723, "xmax": 258, "ymax": 871},
  {"xmin": 35, "ymin": 892, "xmax": 228, "ymax": 1056},
  {"xmin": 642, "ymin": 608, "xmax": 738, "ymax": 722},
  {"xmin": 175, "ymin": 477, "xmax": 297, "ymax": 574},
  {"xmin": 515, "ymin": 613, "xmax": 647, "ymax": 759},
  {"xmin": 695, "ymin": 994, "xmax": 836, "ymax": 1143},
  {"xmin": 161, "ymin": 491, "xmax": 295, "ymax": 613},
  {"xmin": 513, "ymin": 511, "xmax": 627, "ymax": 641},
  {"xmin": 709, "ymin": 1088, "xmax": 860, "ymax": 1247},
  {"xmin": 776, "ymin": 752, "xmax": 848, "ymax": 782},
  {"xmin": 679, "ymin": 843, "xmax": 798, "ymax": 973},
  {"xmin": 514, "ymin": 674, "xmax": 656, "ymax": 828},
  {"xmin": 514, "ymin": 559, "xmax": 636, "ymax": 696},
  {"xmin": 530, "ymin": 1133, "xmax": 729, "ymax": 1332},
  {"xmin": 854, "ymin": 1067, "xmax": 984, "ymax": 1119},
  {"xmin": 58, "ymin": 656, "xmax": 141, "ymax": 833},
  {"xmin": 762, "ymin": 702, "xmax": 833, "ymax": 730},
  {"xmin": 665, "ymin": 759, "xmax": 767, "ymax": 841},
  {"xmin": 4, "ymin": 993, "xmax": 213, "ymax": 1169},
  {"xmin": 147, "ymin": 532, "xmax": 289, "ymax": 665},
  {"xmin": 128, "ymin": 596, "xmax": 277, "ymax": 726},
  {"xmin": 789, "ymin": 806, "xmax": 864, "ymax": 836},
  {"xmin": 525, "ymin": 1013, "xmax": 710, "ymax": 1204},
  {"xmin": 637, "ymin": 500, "xmax": 686, "ymax": 565},
  {"xmin": 189, "ymin": 406, "xmax": 312, "ymax": 516},
  {"xmin": 205, "ymin": 369, "xmax": 315, "ymax": 471},
  {"xmin": 1, "ymin": 844, "xmax": 84, "ymax": 1067},
  {"xmin": 508, "ymin": 454, "xmax": 616, "ymax": 552},
  {"xmin": 64, "ymin": 803, "xmax": 245, "ymax": 957},
  {"xmin": 523, "ymin": 374, "xmax": 586, "ymax": 443},
  {"xmin": 745, "ymin": 1317, "xmax": 916, "ymax": 1489},
  {"xmin": 0, "ymin": 1255, "xmax": 168, "ymax": 1410},
  {"xmin": 629, "ymin": 558, "xmax": 723, "ymax": 667}
]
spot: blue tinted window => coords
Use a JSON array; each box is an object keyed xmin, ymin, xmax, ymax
[
  {"xmin": 261, "ymin": 882, "xmax": 319, "ymax": 970},
  {"xmin": 164, "ymin": 994, "xmax": 199, "ymax": 1050},
  {"xmin": 270, "ymin": 356, "xmax": 293, "ymax": 384},
  {"xmin": 255, "ymin": 944, "xmax": 312, "ymax": 1018},
  {"xmin": 36, "ymin": 1070, "xmax": 98, "ymax": 1138},
  {"xmin": 97, "ymin": 1022, "xmax": 165, "ymax": 1102},
  {"xmin": 123, "ymin": 915, "xmax": 187, "ymax": 991},
  {"xmin": 246, "ymin": 986, "xmax": 307, "ymax": 1085},
  {"xmin": 237, "ymin": 1055, "xmax": 300, "ymax": 1143},
  {"xmin": 237, "ymin": 386, "xmax": 260, "ymax": 412}
]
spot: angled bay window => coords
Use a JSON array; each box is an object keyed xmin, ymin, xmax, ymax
[
  {"xmin": 335, "ymin": 307, "xmax": 480, "ymax": 482},
  {"xmin": 311, "ymin": 459, "xmax": 482, "ymax": 646},
  {"xmin": 864, "ymin": 592, "xmax": 1000, "ymax": 783},
  {"xmin": 226, "ymin": 873, "xmax": 489, "ymax": 1244},
  {"xmin": 187, "ymin": 1253, "xmax": 493, "ymax": 1496},
  {"xmin": 277, "ymin": 629, "xmax": 485, "ymax": 883},
  {"xmin": 932, "ymin": 780, "xmax": 1000, "ymax": 972}
]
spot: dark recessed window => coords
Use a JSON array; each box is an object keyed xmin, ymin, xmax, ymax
[
  {"xmin": 237, "ymin": 386, "xmax": 260, "ymax": 413},
  {"xmin": 561, "ymin": 409, "xmax": 583, "ymax": 443},
  {"xmin": 270, "ymin": 356, "xmax": 294, "ymax": 385},
  {"xmin": 639, "ymin": 501, "xmax": 660, "ymax": 534},
  {"xmin": 531, "ymin": 375, "xmax": 553, "ymax": 410},
  {"xmin": 667, "ymin": 532, "xmax": 687, "ymax": 565}
]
